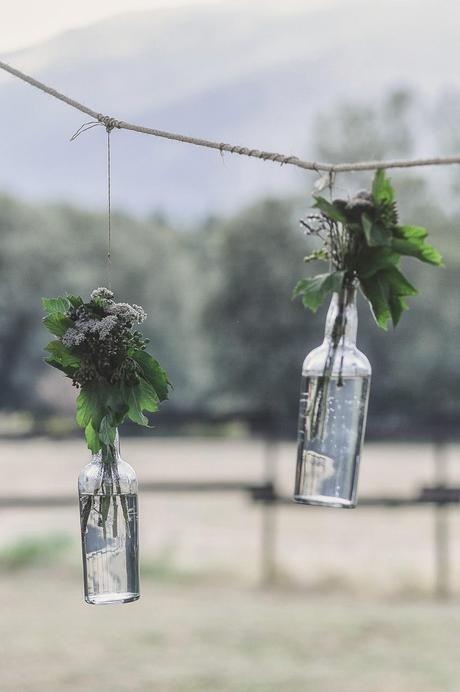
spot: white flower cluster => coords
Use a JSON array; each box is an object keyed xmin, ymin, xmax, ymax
[
  {"xmin": 106, "ymin": 302, "xmax": 147, "ymax": 324},
  {"xmin": 90, "ymin": 287, "xmax": 114, "ymax": 302},
  {"xmin": 62, "ymin": 315, "xmax": 118, "ymax": 347},
  {"xmin": 61, "ymin": 289, "xmax": 147, "ymax": 349}
]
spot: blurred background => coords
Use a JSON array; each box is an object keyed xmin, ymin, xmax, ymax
[{"xmin": 1, "ymin": 1, "xmax": 460, "ymax": 690}]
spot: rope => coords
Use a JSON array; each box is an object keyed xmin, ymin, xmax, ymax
[
  {"xmin": 1, "ymin": 58, "xmax": 460, "ymax": 174},
  {"xmin": 106, "ymin": 128, "xmax": 112, "ymax": 289}
]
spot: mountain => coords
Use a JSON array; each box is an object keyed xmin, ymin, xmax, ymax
[{"xmin": 0, "ymin": 0, "xmax": 459, "ymax": 217}]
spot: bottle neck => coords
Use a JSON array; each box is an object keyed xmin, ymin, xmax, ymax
[
  {"xmin": 323, "ymin": 285, "xmax": 358, "ymax": 346},
  {"xmin": 91, "ymin": 430, "xmax": 120, "ymax": 465}
]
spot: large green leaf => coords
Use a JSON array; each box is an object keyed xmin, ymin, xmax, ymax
[
  {"xmin": 293, "ymin": 271, "xmax": 344, "ymax": 312},
  {"xmin": 84, "ymin": 421, "xmax": 100, "ymax": 454},
  {"xmin": 381, "ymin": 266, "xmax": 418, "ymax": 297},
  {"xmin": 76, "ymin": 387, "xmax": 104, "ymax": 430},
  {"xmin": 392, "ymin": 226, "xmax": 443, "ymax": 266},
  {"xmin": 67, "ymin": 295, "xmax": 84, "ymax": 308},
  {"xmin": 360, "ymin": 266, "xmax": 417, "ymax": 329},
  {"xmin": 313, "ymin": 196, "xmax": 347, "ymax": 223},
  {"xmin": 125, "ymin": 378, "xmax": 159, "ymax": 427},
  {"xmin": 132, "ymin": 351, "xmax": 170, "ymax": 402},
  {"xmin": 44, "ymin": 341, "xmax": 80, "ymax": 368},
  {"xmin": 388, "ymin": 294, "xmax": 409, "ymax": 327},
  {"xmin": 44, "ymin": 357, "xmax": 76, "ymax": 377},
  {"xmin": 126, "ymin": 387, "xmax": 148, "ymax": 426},
  {"xmin": 99, "ymin": 415, "xmax": 117, "ymax": 446},
  {"xmin": 372, "ymin": 169, "xmax": 395, "ymax": 205},
  {"xmin": 42, "ymin": 297, "xmax": 71, "ymax": 315},
  {"xmin": 361, "ymin": 213, "xmax": 392, "ymax": 247},
  {"xmin": 43, "ymin": 314, "xmax": 73, "ymax": 337},
  {"xmin": 360, "ymin": 274, "xmax": 391, "ymax": 330},
  {"xmin": 356, "ymin": 247, "xmax": 400, "ymax": 279},
  {"xmin": 395, "ymin": 224, "xmax": 428, "ymax": 240}
]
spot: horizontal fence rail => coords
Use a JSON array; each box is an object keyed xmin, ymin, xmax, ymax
[{"xmin": 1, "ymin": 483, "xmax": 459, "ymax": 509}]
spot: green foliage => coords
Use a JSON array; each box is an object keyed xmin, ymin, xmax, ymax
[
  {"xmin": 293, "ymin": 272, "xmax": 344, "ymax": 312},
  {"xmin": 294, "ymin": 171, "xmax": 442, "ymax": 329},
  {"xmin": 43, "ymin": 289, "xmax": 171, "ymax": 452}
]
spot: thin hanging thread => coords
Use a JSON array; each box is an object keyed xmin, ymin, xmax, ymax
[
  {"xmin": 70, "ymin": 119, "xmax": 114, "ymax": 287},
  {"xmin": 106, "ymin": 128, "xmax": 112, "ymax": 290}
]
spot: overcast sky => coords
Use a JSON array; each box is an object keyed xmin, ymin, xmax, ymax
[
  {"xmin": 0, "ymin": 0, "xmax": 220, "ymax": 53},
  {"xmin": 1, "ymin": 0, "xmax": 335, "ymax": 54}
]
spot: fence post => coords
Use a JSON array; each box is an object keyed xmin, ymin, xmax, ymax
[
  {"xmin": 433, "ymin": 440, "xmax": 450, "ymax": 599},
  {"xmin": 260, "ymin": 435, "xmax": 278, "ymax": 586}
]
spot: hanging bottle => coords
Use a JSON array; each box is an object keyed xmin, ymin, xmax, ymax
[
  {"xmin": 78, "ymin": 431, "xmax": 139, "ymax": 604},
  {"xmin": 294, "ymin": 283, "xmax": 371, "ymax": 508}
]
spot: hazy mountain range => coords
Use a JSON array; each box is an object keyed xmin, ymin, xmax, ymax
[{"xmin": 0, "ymin": 0, "xmax": 459, "ymax": 218}]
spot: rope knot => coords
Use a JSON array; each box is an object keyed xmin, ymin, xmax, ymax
[{"xmin": 97, "ymin": 114, "xmax": 121, "ymax": 132}]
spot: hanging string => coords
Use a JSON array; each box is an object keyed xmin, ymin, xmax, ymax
[
  {"xmin": 70, "ymin": 119, "xmax": 114, "ymax": 288},
  {"xmin": 106, "ymin": 127, "xmax": 112, "ymax": 290}
]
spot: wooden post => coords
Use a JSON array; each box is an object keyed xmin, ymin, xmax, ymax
[{"xmin": 433, "ymin": 440, "xmax": 450, "ymax": 599}]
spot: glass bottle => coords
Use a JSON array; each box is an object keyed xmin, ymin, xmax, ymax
[
  {"xmin": 294, "ymin": 284, "xmax": 371, "ymax": 508},
  {"xmin": 78, "ymin": 432, "xmax": 140, "ymax": 604}
]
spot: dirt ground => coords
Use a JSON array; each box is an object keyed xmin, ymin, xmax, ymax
[{"xmin": 1, "ymin": 437, "xmax": 460, "ymax": 691}]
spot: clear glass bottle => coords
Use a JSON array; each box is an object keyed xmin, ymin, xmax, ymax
[
  {"xmin": 78, "ymin": 432, "xmax": 140, "ymax": 604},
  {"xmin": 294, "ymin": 284, "xmax": 371, "ymax": 508}
]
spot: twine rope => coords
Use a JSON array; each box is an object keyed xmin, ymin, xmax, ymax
[
  {"xmin": 1, "ymin": 58, "xmax": 460, "ymax": 174},
  {"xmin": 106, "ymin": 128, "xmax": 112, "ymax": 289}
]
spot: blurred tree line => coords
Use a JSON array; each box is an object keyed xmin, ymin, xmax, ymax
[{"xmin": 1, "ymin": 90, "xmax": 459, "ymax": 439}]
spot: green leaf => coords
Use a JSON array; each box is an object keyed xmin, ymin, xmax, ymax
[
  {"xmin": 44, "ymin": 341, "xmax": 80, "ymax": 368},
  {"xmin": 99, "ymin": 415, "xmax": 117, "ymax": 447},
  {"xmin": 392, "ymin": 226, "xmax": 443, "ymax": 266},
  {"xmin": 126, "ymin": 387, "xmax": 148, "ymax": 426},
  {"xmin": 360, "ymin": 266, "xmax": 417, "ymax": 329},
  {"xmin": 43, "ymin": 314, "xmax": 73, "ymax": 337},
  {"xmin": 293, "ymin": 271, "xmax": 344, "ymax": 313},
  {"xmin": 44, "ymin": 357, "xmax": 76, "ymax": 377},
  {"xmin": 42, "ymin": 296, "xmax": 71, "ymax": 315},
  {"xmin": 362, "ymin": 213, "xmax": 392, "ymax": 247},
  {"xmin": 372, "ymin": 169, "xmax": 395, "ymax": 205},
  {"xmin": 125, "ymin": 378, "xmax": 159, "ymax": 427},
  {"xmin": 360, "ymin": 274, "xmax": 391, "ymax": 330},
  {"xmin": 395, "ymin": 224, "xmax": 428, "ymax": 240},
  {"xmin": 105, "ymin": 388, "xmax": 129, "ymax": 427},
  {"xmin": 388, "ymin": 294, "xmax": 409, "ymax": 327},
  {"xmin": 303, "ymin": 249, "xmax": 329, "ymax": 264},
  {"xmin": 67, "ymin": 295, "xmax": 83, "ymax": 308},
  {"xmin": 84, "ymin": 421, "xmax": 101, "ymax": 453},
  {"xmin": 381, "ymin": 266, "xmax": 418, "ymax": 297},
  {"xmin": 131, "ymin": 351, "xmax": 170, "ymax": 402},
  {"xmin": 76, "ymin": 387, "xmax": 104, "ymax": 430},
  {"xmin": 138, "ymin": 378, "xmax": 160, "ymax": 413},
  {"xmin": 356, "ymin": 247, "xmax": 400, "ymax": 279},
  {"xmin": 313, "ymin": 196, "xmax": 347, "ymax": 223}
]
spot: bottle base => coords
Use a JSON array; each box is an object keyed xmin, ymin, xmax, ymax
[
  {"xmin": 293, "ymin": 494, "xmax": 356, "ymax": 509},
  {"xmin": 85, "ymin": 592, "xmax": 140, "ymax": 605}
]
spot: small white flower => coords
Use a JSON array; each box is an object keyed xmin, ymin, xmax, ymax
[
  {"xmin": 107, "ymin": 302, "xmax": 145, "ymax": 323},
  {"xmin": 90, "ymin": 287, "xmax": 114, "ymax": 302},
  {"xmin": 97, "ymin": 315, "xmax": 118, "ymax": 339},
  {"xmin": 62, "ymin": 328, "xmax": 86, "ymax": 348},
  {"xmin": 132, "ymin": 304, "xmax": 147, "ymax": 323}
]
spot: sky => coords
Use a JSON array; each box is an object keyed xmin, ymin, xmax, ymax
[
  {"xmin": 0, "ymin": 0, "xmax": 335, "ymax": 54},
  {"xmin": 0, "ymin": 0, "xmax": 220, "ymax": 53}
]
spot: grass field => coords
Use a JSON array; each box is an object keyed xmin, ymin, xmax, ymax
[{"xmin": 1, "ymin": 437, "xmax": 460, "ymax": 691}]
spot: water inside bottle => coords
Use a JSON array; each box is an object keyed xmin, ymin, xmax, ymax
[
  {"xmin": 80, "ymin": 493, "xmax": 139, "ymax": 605},
  {"xmin": 295, "ymin": 375, "xmax": 370, "ymax": 507}
]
